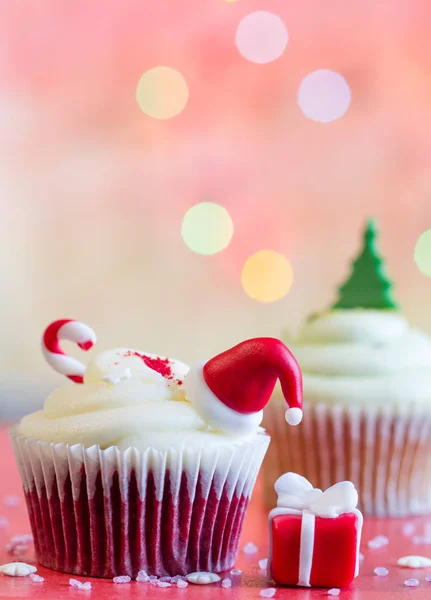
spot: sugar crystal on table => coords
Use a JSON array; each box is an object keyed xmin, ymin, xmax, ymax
[
  {"xmin": 222, "ymin": 578, "xmax": 232, "ymax": 588},
  {"xmin": 404, "ymin": 579, "xmax": 420, "ymax": 587},
  {"xmin": 374, "ymin": 567, "xmax": 389, "ymax": 576},
  {"xmin": 259, "ymin": 588, "xmax": 276, "ymax": 598},
  {"xmin": 113, "ymin": 575, "xmax": 131, "ymax": 583},
  {"xmin": 243, "ymin": 542, "xmax": 258, "ymax": 554}
]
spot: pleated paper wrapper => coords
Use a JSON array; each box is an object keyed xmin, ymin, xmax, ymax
[
  {"xmin": 263, "ymin": 399, "xmax": 431, "ymax": 517},
  {"xmin": 10, "ymin": 430, "xmax": 269, "ymax": 578}
]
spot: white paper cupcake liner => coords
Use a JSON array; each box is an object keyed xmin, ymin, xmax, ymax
[
  {"xmin": 263, "ymin": 401, "xmax": 431, "ymax": 516},
  {"xmin": 10, "ymin": 430, "xmax": 269, "ymax": 577}
]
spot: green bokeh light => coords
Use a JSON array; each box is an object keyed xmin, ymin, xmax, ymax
[
  {"xmin": 181, "ymin": 202, "xmax": 234, "ymax": 255},
  {"xmin": 414, "ymin": 229, "xmax": 431, "ymax": 277}
]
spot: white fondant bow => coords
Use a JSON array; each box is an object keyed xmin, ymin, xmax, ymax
[{"xmin": 274, "ymin": 473, "xmax": 358, "ymax": 518}]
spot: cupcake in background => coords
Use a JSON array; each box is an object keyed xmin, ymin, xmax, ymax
[
  {"xmin": 11, "ymin": 321, "xmax": 302, "ymax": 578},
  {"xmin": 263, "ymin": 219, "xmax": 431, "ymax": 516}
]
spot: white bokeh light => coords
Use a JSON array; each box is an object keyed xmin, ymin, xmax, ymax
[
  {"xmin": 236, "ymin": 11, "xmax": 288, "ymax": 64},
  {"xmin": 298, "ymin": 69, "xmax": 351, "ymax": 123}
]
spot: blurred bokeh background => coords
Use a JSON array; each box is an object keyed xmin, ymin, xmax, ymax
[{"xmin": 2, "ymin": 0, "xmax": 431, "ymax": 417}]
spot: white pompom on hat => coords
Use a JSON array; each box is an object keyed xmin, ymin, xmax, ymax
[{"xmin": 183, "ymin": 337, "xmax": 303, "ymax": 435}]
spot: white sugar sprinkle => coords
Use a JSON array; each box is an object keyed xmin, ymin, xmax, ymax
[
  {"xmin": 374, "ymin": 567, "xmax": 389, "ymax": 576},
  {"xmin": 186, "ymin": 572, "xmax": 221, "ymax": 585},
  {"xmin": 177, "ymin": 579, "xmax": 188, "ymax": 588},
  {"xmin": 136, "ymin": 570, "xmax": 149, "ymax": 582},
  {"xmin": 243, "ymin": 542, "xmax": 258, "ymax": 554},
  {"xmin": 157, "ymin": 581, "xmax": 171, "ymax": 588},
  {"xmin": 4, "ymin": 496, "xmax": 21, "ymax": 507},
  {"xmin": 359, "ymin": 552, "xmax": 364, "ymax": 562},
  {"xmin": 259, "ymin": 558, "xmax": 268, "ymax": 570},
  {"xmin": 171, "ymin": 576, "xmax": 185, "ymax": 583},
  {"xmin": 412, "ymin": 536, "xmax": 424, "ymax": 545},
  {"xmin": 160, "ymin": 576, "xmax": 172, "ymax": 582},
  {"xmin": 398, "ymin": 555, "xmax": 431, "ymax": 568},
  {"xmin": 10, "ymin": 534, "xmax": 33, "ymax": 544},
  {"xmin": 327, "ymin": 589, "xmax": 340, "ymax": 597},
  {"xmin": 69, "ymin": 578, "xmax": 91, "ymax": 590},
  {"xmin": 30, "ymin": 573, "xmax": 44, "ymax": 582},
  {"xmin": 230, "ymin": 569, "xmax": 242, "ymax": 576},
  {"xmin": 404, "ymin": 578, "xmax": 420, "ymax": 587},
  {"xmin": 403, "ymin": 523, "xmax": 416, "ymax": 536},
  {"xmin": 367, "ymin": 535, "xmax": 389, "ymax": 549},
  {"xmin": 222, "ymin": 578, "xmax": 232, "ymax": 588},
  {"xmin": 425, "ymin": 574, "xmax": 431, "ymax": 582},
  {"xmin": 113, "ymin": 575, "xmax": 131, "ymax": 583},
  {"xmin": 0, "ymin": 562, "xmax": 37, "ymax": 577},
  {"xmin": 259, "ymin": 588, "xmax": 276, "ymax": 598}
]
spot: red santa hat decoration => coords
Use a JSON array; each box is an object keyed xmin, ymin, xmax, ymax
[{"xmin": 183, "ymin": 337, "xmax": 303, "ymax": 435}]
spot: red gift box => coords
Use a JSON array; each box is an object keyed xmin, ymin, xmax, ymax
[{"xmin": 267, "ymin": 474, "xmax": 363, "ymax": 588}]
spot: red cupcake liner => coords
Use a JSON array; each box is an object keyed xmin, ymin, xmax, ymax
[{"xmin": 11, "ymin": 431, "xmax": 269, "ymax": 577}]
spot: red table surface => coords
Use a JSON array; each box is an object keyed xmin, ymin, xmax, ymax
[{"xmin": 0, "ymin": 428, "xmax": 431, "ymax": 599}]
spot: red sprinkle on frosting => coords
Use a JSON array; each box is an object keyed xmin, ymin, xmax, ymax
[{"xmin": 123, "ymin": 351, "xmax": 174, "ymax": 379}]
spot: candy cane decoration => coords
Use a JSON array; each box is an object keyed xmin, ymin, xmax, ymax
[{"xmin": 42, "ymin": 319, "xmax": 97, "ymax": 383}]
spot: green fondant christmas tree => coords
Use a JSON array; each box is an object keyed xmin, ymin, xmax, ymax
[{"xmin": 332, "ymin": 219, "xmax": 399, "ymax": 310}]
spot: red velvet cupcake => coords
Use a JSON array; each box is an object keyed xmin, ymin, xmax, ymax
[{"xmin": 11, "ymin": 320, "xmax": 302, "ymax": 578}]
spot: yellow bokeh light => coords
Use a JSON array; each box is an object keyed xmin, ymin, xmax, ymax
[
  {"xmin": 414, "ymin": 229, "xmax": 431, "ymax": 276},
  {"xmin": 136, "ymin": 67, "xmax": 189, "ymax": 120},
  {"xmin": 241, "ymin": 250, "xmax": 293, "ymax": 302},
  {"xmin": 181, "ymin": 202, "xmax": 234, "ymax": 255}
]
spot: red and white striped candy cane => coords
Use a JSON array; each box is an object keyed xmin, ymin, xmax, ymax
[{"xmin": 42, "ymin": 319, "xmax": 97, "ymax": 383}]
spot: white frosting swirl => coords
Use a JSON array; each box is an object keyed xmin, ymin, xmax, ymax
[
  {"xmin": 284, "ymin": 310, "xmax": 431, "ymax": 413},
  {"xmin": 18, "ymin": 348, "xmax": 258, "ymax": 449}
]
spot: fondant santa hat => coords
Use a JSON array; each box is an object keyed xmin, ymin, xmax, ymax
[{"xmin": 183, "ymin": 337, "xmax": 303, "ymax": 435}]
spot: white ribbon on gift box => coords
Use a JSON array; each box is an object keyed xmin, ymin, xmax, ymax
[{"xmin": 267, "ymin": 473, "xmax": 363, "ymax": 587}]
